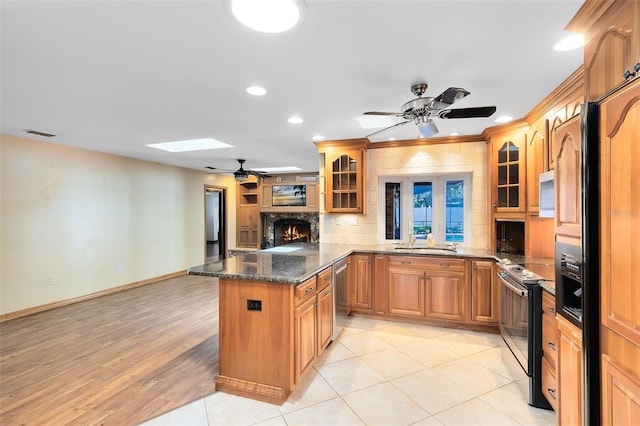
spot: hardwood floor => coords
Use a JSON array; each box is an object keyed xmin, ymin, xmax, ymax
[{"xmin": 0, "ymin": 274, "xmax": 219, "ymax": 425}]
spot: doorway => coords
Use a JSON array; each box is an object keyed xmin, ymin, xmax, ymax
[{"xmin": 205, "ymin": 185, "xmax": 227, "ymax": 262}]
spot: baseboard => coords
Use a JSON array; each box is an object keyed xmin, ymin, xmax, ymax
[{"xmin": 0, "ymin": 270, "xmax": 187, "ymax": 323}]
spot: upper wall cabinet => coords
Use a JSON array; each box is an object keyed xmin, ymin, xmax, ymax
[
  {"xmin": 315, "ymin": 139, "xmax": 369, "ymax": 214},
  {"xmin": 488, "ymin": 125, "xmax": 528, "ymax": 217},
  {"xmin": 568, "ymin": 0, "xmax": 640, "ymax": 101},
  {"xmin": 258, "ymin": 174, "xmax": 319, "ymax": 213},
  {"xmin": 553, "ymin": 115, "xmax": 582, "ymax": 240},
  {"xmin": 525, "ymin": 118, "xmax": 548, "ymax": 215}
]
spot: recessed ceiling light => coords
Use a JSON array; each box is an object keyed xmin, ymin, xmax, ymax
[
  {"xmin": 450, "ymin": 132, "xmax": 459, "ymax": 136},
  {"xmin": 554, "ymin": 33, "xmax": 584, "ymax": 51},
  {"xmin": 254, "ymin": 166, "xmax": 302, "ymax": 172},
  {"xmin": 312, "ymin": 134, "xmax": 325, "ymax": 141},
  {"xmin": 231, "ymin": 0, "xmax": 304, "ymax": 33},
  {"xmin": 288, "ymin": 116, "xmax": 303, "ymax": 124},
  {"xmin": 146, "ymin": 138, "xmax": 233, "ymax": 153},
  {"xmin": 246, "ymin": 86, "xmax": 267, "ymax": 96},
  {"xmin": 495, "ymin": 115, "xmax": 514, "ymax": 123},
  {"xmin": 388, "ymin": 137, "xmax": 397, "ymax": 141}
]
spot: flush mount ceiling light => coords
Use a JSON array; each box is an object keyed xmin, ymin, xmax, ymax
[
  {"xmin": 231, "ymin": 0, "xmax": 305, "ymax": 33},
  {"xmin": 554, "ymin": 33, "xmax": 584, "ymax": 51},
  {"xmin": 146, "ymin": 138, "xmax": 233, "ymax": 153},
  {"xmin": 246, "ymin": 85, "xmax": 267, "ymax": 96}
]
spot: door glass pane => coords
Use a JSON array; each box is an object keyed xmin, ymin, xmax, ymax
[
  {"xmin": 509, "ymin": 186, "xmax": 519, "ymax": 207},
  {"xmin": 508, "ymin": 142, "xmax": 519, "ymax": 162},
  {"xmin": 509, "ymin": 164, "xmax": 519, "ymax": 184},
  {"xmin": 445, "ymin": 180, "xmax": 464, "ymax": 242},
  {"xmin": 413, "ymin": 182, "xmax": 432, "ymax": 239},
  {"xmin": 498, "ymin": 165, "xmax": 507, "ymax": 185},
  {"xmin": 385, "ymin": 183, "xmax": 401, "ymax": 240},
  {"xmin": 498, "ymin": 187, "xmax": 507, "ymax": 207},
  {"xmin": 498, "ymin": 144, "xmax": 508, "ymax": 164}
]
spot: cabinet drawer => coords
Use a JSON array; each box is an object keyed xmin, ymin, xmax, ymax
[
  {"xmin": 542, "ymin": 312, "xmax": 558, "ymax": 365},
  {"xmin": 542, "ymin": 356, "xmax": 558, "ymax": 411},
  {"xmin": 295, "ymin": 277, "xmax": 317, "ymax": 305},
  {"xmin": 542, "ymin": 291, "xmax": 556, "ymax": 316},
  {"xmin": 317, "ymin": 267, "xmax": 332, "ymax": 291},
  {"xmin": 387, "ymin": 256, "xmax": 465, "ymax": 272}
]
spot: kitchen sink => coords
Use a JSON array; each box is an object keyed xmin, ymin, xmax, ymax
[{"xmin": 393, "ymin": 245, "xmax": 458, "ymax": 254}]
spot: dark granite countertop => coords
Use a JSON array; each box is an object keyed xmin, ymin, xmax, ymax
[{"xmin": 189, "ymin": 243, "xmax": 506, "ymax": 285}]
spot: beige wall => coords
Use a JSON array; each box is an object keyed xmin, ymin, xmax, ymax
[
  {"xmin": 320, "ymin": 140, "xmax": 489, "ymax": 249},
  {"xmin": 0, "ymin": 134, "xmax": 236, "ymax": 315}
]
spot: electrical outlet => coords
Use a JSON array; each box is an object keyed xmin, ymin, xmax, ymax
[
  {"xmin": 48, "ymin": 277, "xmax": 54, "ymax": 286},
  {"xmin": 335, "ymin": 217, "xmax": 341, "ymax": 225},
  {"xmin": 349, "ymin": 217, "xmax": 358, "ymax": 226},
  {"xmin": 118, "ymin": 264, "xmax": 124, "ymax": 272},
  {"xmin": 247, "ymin": 299, "xmax": 262, "ymax": 311}
]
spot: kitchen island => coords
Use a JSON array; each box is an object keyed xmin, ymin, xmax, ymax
[{"xmin": 189, "ymin": 243, "xmax": 554, "ymax": 404}]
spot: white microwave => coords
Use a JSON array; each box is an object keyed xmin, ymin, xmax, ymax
[{"xmin": 539, "ymin": 170, "xmax": 555, "ymax": 218}]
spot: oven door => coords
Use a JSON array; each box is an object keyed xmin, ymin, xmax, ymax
[{"xmin": 498, "ymin": 271, "xmax": 530, "ymax": 374}]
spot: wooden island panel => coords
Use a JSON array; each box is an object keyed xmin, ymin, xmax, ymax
[{"xmin": 216, "ymin": 278, "xmax": 295, "ymax": 404}]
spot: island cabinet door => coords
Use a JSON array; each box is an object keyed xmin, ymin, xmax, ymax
[
  {"xmin": 316, "ymin": 284, "xmax": 333, "ymax": 353},
  {"xmin": 294, "ymin": 296, "xmax": 317, "ymax": 384},
  {"xmin": 424, "ymin": 271, "xmax": 466, "ymax": 322}
]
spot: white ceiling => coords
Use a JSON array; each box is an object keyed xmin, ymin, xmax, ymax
[{"xmin": 1, "ymin": 0, "xmax": 584, "ymax": 174}]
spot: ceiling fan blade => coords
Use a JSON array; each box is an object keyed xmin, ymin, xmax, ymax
[
  {"xmin": 363, "ymin": 111, "xmax": 403, "ymax": 116},
  {"xmin": 431, "ymin": 87, "xmax": 471, "ymax": 110},
  {"xmin": 366, "ymin": 120, "xmax": 412, "ymax": 139},
  {"xmin": 439, "ymin": 106, "xmax": 497, "ymax": 119}
]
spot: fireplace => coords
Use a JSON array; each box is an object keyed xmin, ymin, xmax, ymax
[
  {"xmin": 274, "ymin": 219, "xmax": 311, "ymax": 246},
  {"xmin": 262, "ymin": 212, "xmax": 319, "ymax": 248}
]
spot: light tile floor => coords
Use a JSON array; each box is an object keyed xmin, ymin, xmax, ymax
[{"xmin": 140, "ymin": 317, "xmax": 556, "ymax": 426}]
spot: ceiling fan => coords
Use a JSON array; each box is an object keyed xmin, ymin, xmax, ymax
[
  {"xmin": 205, "ymin": 159, "xmax": 269, "ymax": 182},
  {"xmin": 363, "ymin": 83, "xmax": 497, "ymax": 139}
]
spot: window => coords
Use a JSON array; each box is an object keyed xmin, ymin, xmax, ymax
[{"xmin": 380, "ymin": 174, "xmax": 471, "ymax": 245}]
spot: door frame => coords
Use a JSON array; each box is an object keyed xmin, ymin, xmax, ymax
[{"xmin": 204, "ymin": 185, "xmax": 227, "ymax": 262}]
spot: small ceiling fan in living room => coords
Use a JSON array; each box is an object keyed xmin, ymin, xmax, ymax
[
  {"xmin": 363, "ymin": 83, "xmax": 497, "ymax": 139},
  {"xmin": 205, "ymin": 159, "xmax": 270, "ymax": 182}
]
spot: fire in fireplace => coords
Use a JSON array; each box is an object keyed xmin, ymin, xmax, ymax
[{"xmin": 274, "ymin": 219, "xmax": 311, "ymax": 246}]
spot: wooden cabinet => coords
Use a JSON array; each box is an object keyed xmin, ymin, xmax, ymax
[
  {"xmin": 350, "ymin": 253, "xmax": 373, "ymax": 312},
  {"xmin": 316, "ymin": 268, "xmax": 333, "ymax": 353},
  {"xmin": 525, "ymin": 120, "xmax": 548, "ymax": 215},
  {"xmin": 258, "ymin": 174, "xmax": 319, "ymax": 212},
  {"xmin": 490, "ymin": 129, "xmax": 527, "ymax": 214},
  {"xmin": 541, "ymin": 290, "xmax": 558, "ymax": 411},
  {"xmin": 388, "ymin": 263, "xmax": 425, "ymax": 317},
  {"xmin": 469, "ymin": 259, "xmax": 498, "ymax": 324},
  {"xmin": 237, "ymin": 177, "xmax": 259, "ymax": 248},
  {"xmin": 557, "ymin": 314, "xmax": 583, "ymax": 426},
  {"xmin": 315, "ymin": 139, "xmax": 369, "ymax": 214},
  {"xmin": 599, "ymin": 77, "xmax": 640, "ymax": 425},
  {"xmin": 386, "ymin": 256, "xmax": 466, "ymax": 323},
  {"xmin": 568, "ymin": 0, "xmax": 640, "ymax": 101},
  {"xmin": 602, "ymin": 354, "xmax": 640, "ymax": 426},
  {"xmin": 294, "ymin": 293, "xmax": 316, "ymax": 383},
  {"xmin": 553, "ymin": 114, "xmax": 582, "ymax": 241}
]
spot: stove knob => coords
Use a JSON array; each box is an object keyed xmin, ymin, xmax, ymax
[{"xmin": 522, "ymin": 269, "xmax": 533, "ymax": 277}]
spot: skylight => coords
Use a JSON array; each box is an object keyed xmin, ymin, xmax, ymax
[
  {"xmin": 146, "ymin": 138, "xmax": 234, "ymax": 153},
  {"xmin": 254, "ymin": 166, "xmax": 302, "ymax": 172}
]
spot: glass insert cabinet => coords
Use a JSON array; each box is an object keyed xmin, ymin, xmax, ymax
[{"xmin": 315, "ymin": 139, "xmax": 368, "ymax": 214}]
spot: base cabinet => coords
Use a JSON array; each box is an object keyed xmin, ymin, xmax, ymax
[
  {"xmin": 316, "ymin": 275, "xmax": 333, "ymax": 353},
  {"xmin": 350, "ymin": 254, "xmax": 373, "ymax": 312},
  {"xmin": 385, "ymin": 256, "xmax": 466, "ymax": 323},
  {"xmin": 557, "ymin": 315, "xmax": 583, "ymax": 425},
  {"xmin": 294, "ymin": 295, "xmax": 316, "ymax": 383},
  {"xmin": 602, "ymin": 354, "xmax": 640, "ymax": 426},
  {"xmin": 469, "ymin": 259, "xmax": 498, "ymax": 324}
]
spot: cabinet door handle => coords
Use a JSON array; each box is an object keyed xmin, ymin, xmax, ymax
[
  {"xmin": 324, "ymin": 289, "xmax": 331, "ymax": 296},
  {"xmin": 546, "ymin": 307, "xmax": 556, "ymax": 314},
  {"xmin": 305, "ymin": 287, "xmax": 314, "ymax": 294},
  {"xmin": 439, "ymin": 263, "xmax": 450, "ymax": 268},
  {"xmin": 400, "ymin": 261, "xmax": 411, "ymax": 265},
  {"xmin": 546, "ymin": 388, "xmax": 557, "ymax": 400},
  {"xmin": 547, "ymin": 341, "xmax": 556, "ymax": 351},
  {"xmin": 473, "ymin": 264, "xmax": 477, "ymax": 270}
]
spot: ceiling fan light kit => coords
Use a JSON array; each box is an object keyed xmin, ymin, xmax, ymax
[
  {"xmin": 364, "ymin": 83, "xmax": 496, "ymax": 140},
  {"xmin": 207, "ymin": 159, "xmax": 270, "ymax": 182}
]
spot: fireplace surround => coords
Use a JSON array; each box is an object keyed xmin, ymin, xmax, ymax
[{"xmin": 262, "ymin": 212, "xmax": 319, "ymax": 247}]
